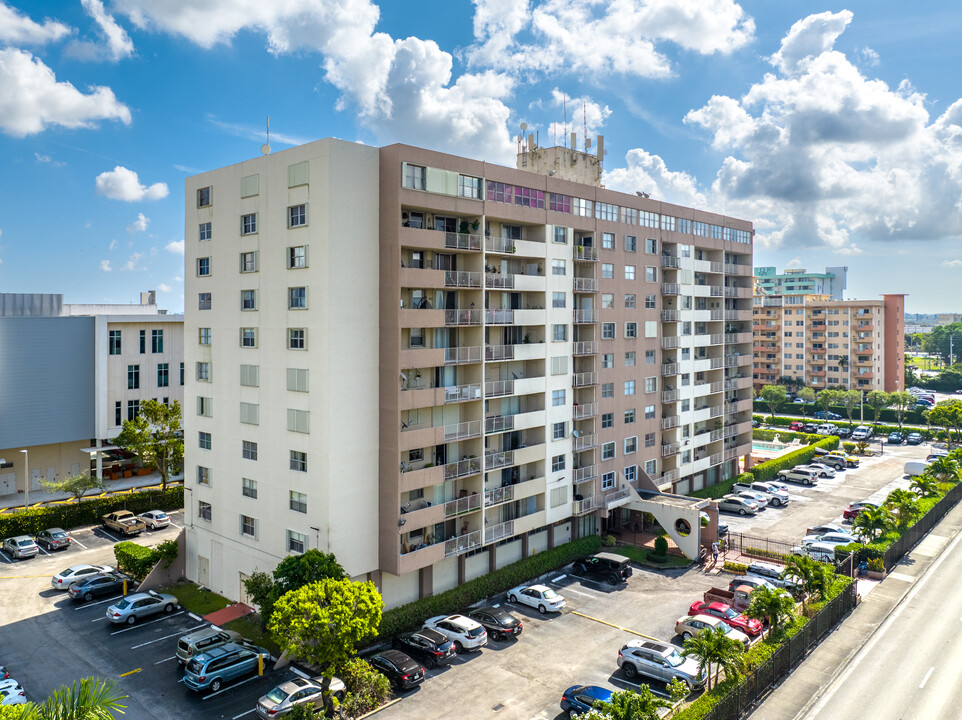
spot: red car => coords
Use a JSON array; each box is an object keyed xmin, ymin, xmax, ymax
[
  {"xmin": 788, "ymin": 421, "xmax": 806, "ymax": 432},
  {"xmin": 842, "ymin": 501, "xmax": 878, "ymax": 520},
  {"xmin": 687, "ymin": 601, "xmax": 763, "ymax": 637}
]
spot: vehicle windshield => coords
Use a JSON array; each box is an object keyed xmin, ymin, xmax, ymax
[
  {"xmin": 720, "ymin": 607, "xmax": 737, "ymax": 619},
  {"xmin": 116, "ymin": 599, "xmax": 131, "ymax": 610},
  {"xmin": 665, "ymin": 649, "xmax": 685, "ymax": 667},
  {"xmin": 541, "ymin": 589, "xmax": 559, "ymax": 599},
  {"xmin": 265, "ymin": 688, "xmax": 290, "ymax": 703},
  {"xmin": 717, "ymin": 621, "xmax": 733, "ymax": 633},
  {"xmin": 154, "ymin": 513, "xmax": 168, "ymax": 519}
]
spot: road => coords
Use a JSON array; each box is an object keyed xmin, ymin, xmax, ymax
[{"xmin": 799, "ymin": 522, "xmax": 962, "ymax": 720}]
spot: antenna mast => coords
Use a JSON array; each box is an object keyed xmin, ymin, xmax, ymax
[
  {"xmin": 563, "ymin": 94, "xmax": 567, "ymax": 148},
  {"xmin": 261, "ymin": 116, "xmax": 271, "ymax": 155}
]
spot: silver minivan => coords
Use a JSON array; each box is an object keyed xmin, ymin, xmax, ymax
[{"xmin": 176, "ymin": 626, "xmax": 243, "ymax": 665}]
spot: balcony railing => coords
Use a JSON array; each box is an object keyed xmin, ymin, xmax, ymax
[
  {"xmin": 573, "ymin": 341, "xmax": 596, "ymax": 356},
  {"xmin": 710, "ymin": 286, "xmax": 724, "ymax": 297},
  {"xmin": 662, "ymin": 363, "xmax": 678, "ymax": 376},
  {"xmin": 710, "ymin": 309, "xmax": 724, "ymax": 321},
  {"xmin": 725, "ymin": 263, "xmax": 750, "ymax": 275},
  {"xmin": 709, "ymin": 261, "xmax": 724, "ymax": 273},
  {"xmin": 710, "ymin": 381, "xmax": 724, "ymax": 393},
  {"xmin": 573, "ymin": 277, "xmax": 598, "ymax": 293},
  {"xmin": 573, "ymin": 309, "xmax": 597, "ymax": 324},
  {"xmin": 444, "ymin": 309, "xmax": 482, "ymax": 326},
  {"xmin": 573, "ymin": 372, "xmax": 598, "ymax": 387},
  {"xmin": 662, "ymin": 416, "xmax": 679, "ymax": 430},
  {"xmin": 710, "ymin": 357, "xmax": 724, "ymax": 369},
  {"xmin": 445, "ymin": 271, "xmax": 482, "ymax": 288},
  {"xmin": 572, "ymin": 495, "xmax": 600, "ymax": 516},
  {"xmin": 485, "ymin": 414, "xmax": 515, "ymax": 434},
  {"xmin": 485, "ymin": 450, "xmax": 514, "ymax": 470},
  {"xmin": 484, "ymin": 485, "xmax": 514, "ymax": 506},
  {"xmin": 444, "ymin": 232, "xmax": 482, "ymax": 251},
  {"xmin": 661, "ymin": 469, "xmax": 679, "ymax": 484},
  {"xmin": 444, "ymin": 384, "xmax": 482, "ymax": 403},
  {"xmin": 444, "ymin": 493, "xmax": 481, "ymax": 518},
  {"xmin": 486, "ymin": 519, "xmax": 515, "ymax": 543},
  {"xmin": 662, "ymin": 337, "xmax": 681, "ymax": 349},
  {"xmin": 573, "ymin": 402, "xmax": 598, "ymax": 419},
  {"xmin": 445, "ymin": 346, "xmax": 482, "ymax": 364},
  {"xmin": 605, "ymin": 488, "xmax": 632, "ymax": 508},
  {"xmin": 661, "ymin": 254, "xmax": 680, "ymax": 268},
  {"xmin": 485, "ymin": 236, "xmax": 516, "ymax": 253},
  {"xmin": 444, "ymin": 420, "xmax": 482, "ymax": 442},
  {"xmin": 574, "ymin": 246, "xmax": 598, "ymax": 261},
  {"xmin": 444, "ymin": 530, "xmax": 482, "ymax": 556},
  {"xmin": 725, "ymin": 309, "xmax": 742, "ymax": 320},
  {"xmin": 574, "ymin": 465, "xmax": 597, "ymax": 483},
  {"xmin": 443, "ymin": 457, "xmax": 482, "ymax": 480},
  {"xmin": 485, "ymin": 309, "xmax": 515, "ymax": 325},
  {"xmin": 661, "ymin": 310, "xmax": 679, "ymax": 322},
  {"xmin": 710, "ymin": 333, "xmax": 725, "ymax": 345},
  {"xmin": 709, "ymin": 405, "xmax": 724, "ymax": 418},
  {"xmin": 662, "ymin": 283, "xmax": 681, "ymax": 295},
  {"xmin": 574, "ymin": 433, "xmax": 598, "ymax": 451},
  {"xmin": 485, "ymin": 379, "xmax": 514, "ymax": 397},
  {"xmin": 485, "ymin": 344, "xmax": 515, "ymax": 361},
  {"xmin": 662, "ymin": 442, "xmax": 680, "ymax": 457},
  {"xmin": 662, "ymin": 390, "xmax": 677, "ymax": 403},
  {"xmin": 485, "ymin": 273, "xmax": 514, "ymax": 289}
]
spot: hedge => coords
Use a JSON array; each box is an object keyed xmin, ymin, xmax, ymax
[
  {"xmin": 745, "ymin": 547, "xmax": 790, "ymax": 563},
  {"xmin": 114, "ymin": 539, "xmax": 178, "ymax": 580},
  {"xmin": 376, "ymin": 535, "xmax": 601, "ymax": 641},
  {"xmin": 753, "ymin": 400, "xmax": 927, "ymax": 425},
  {"xmin": 752, "ymin": 429, "xmax": 821, "ymax": 444},
  {"xmin": 722, "ymin": 561, "xmax": 747, "ymax": 575},
  {"xmin": 0, "ymin": 487, "xmax": 183, "ymax": 537}
]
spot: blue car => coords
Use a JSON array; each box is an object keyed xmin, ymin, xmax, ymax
[
  {"xmin": 814, "ymin": 411, "xmax": 841, "ymax": 420},
  {"xmin": 561, "ymin": 685, "xmax": 613, "ymax": 716},
  {"xmin": 888, "ymin": 431, "xmax": 903, "ymax": 444}
]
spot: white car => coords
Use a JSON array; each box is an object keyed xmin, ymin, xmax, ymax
[
  {"xmin": 0, "ymin": 685, "xmax": 26, "ymax": 706},
  {"xmin": 802, "ymin": 531, "xmax": 860, "ymax": 547},
  {"xmin": 851, "ymin": 425, "xmax": 873, "ymax": 441},
  {"xmin": 674, "ymin": 614, "xmax": 751, "ymax": 647},
  {"xmin": 138, "ymin": 510, "xmax": 171, "ymax": 530},
  {"xmin": 423, "ymin": 614, "xmax": 487, "ymax": 652},
  {"xmin": 507, "ymin": 584, "xmax": 566, "ymax": 614},
  {"xmin": 804, "ymin": 463, "xmax": 836, "ymax": 478},
  {"xmin": 792, "ymin": 543, "xmax": 837, "ymax": 563},
  {"xmin": 51, "ymin": 564, "xmax": 114, "ymax": 590}
]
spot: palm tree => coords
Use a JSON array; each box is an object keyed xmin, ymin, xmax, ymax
[
  {"xmin": 910, "ymin": 474, "xmax": 939, "ymax": 498},
  {"xmin": 885, "ymin": 488, "xmax": 922, "ymax": 530},
  {"xmin": 924, "ymin": 457, "xmax": 960, "ymax": 484},
  {"xmin": 782, "ymin": 554, "xmax": 820, "ymax": 610},
  {"xmin": 852, "ymin": 505, "xmax": 894, "ymax": 541},
  {"xmin": 591, "ymin": 687, "xmax": 672, "ymax": 720},
  {"xmin": 17, "ymin": 678, "xmax": 127, "ymax": 720},
  {"xmin": 681, "ymin": 626, "xmax": 744, "ymax": 691},
  {"xmin": 744, "ymin": 585, "xmax": 796, "ymax": 637}
]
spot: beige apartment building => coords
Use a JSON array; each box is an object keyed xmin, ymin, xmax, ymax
[
  {"xmin": 752, "ymin": 293, "xmax": 905, "ymax": 392},
  {"xmin": 183, "ymin": 137, "xmax": 754, "ymax": 609}
]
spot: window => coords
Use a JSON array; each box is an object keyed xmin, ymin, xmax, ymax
[
  {"xmin": 553, "ymin": 226, "xmax": 568, "ymax": 244},
  {"xmin": 197, "ymin": 257, "xmax": 210, "ymax": 276},
  {"xmin": 645, "ymin": 432, "xmax": 655, "ymax": 448},
  {"xmin": 197, "ymin": 186, "xmax": 211, "ymax": 207},
  {"xmin": 287, "ymin": 368, "xmax": 309, "ymax": 392},
  {"xmin": 404, "ymin": 163, "xmax": 426, "ymax": 190},
  {"xmin": 458, "ymin": 174, "xmax": 482, "ymax": 198},
  {"xmin": 645, "ymin": 376, "xmax": 657, "ymax": 392},
  {"xmin": 157, "ymin": 363, "xmax": 169, "ymax": 387},
  {"xmin": 197, "ymin": 396, "xmax": 212, "ymax": 417},
  {"xmin": 240, "ymin": 328, "xmax": 257, "ymax": 348},
  {"xmin": 625, "ymin": 322, "xmax": 638, "ymax": 338},
  {"xmin": 199, "ymin": 222, "xmax": 211, "ymax": 241},
  {"xmin": 602, "ymin": 263, "xmax": 614, "ymax": 279},
  {"xmin": 288, "ymin": 204, "xmax": 307, "ymax": 228},
  {"xmin": 625, "ymin": 294, "xmax": 636, "ymax": 309},
  {"xmin": 625, "ymin": 265, "xmax": 635, "ymax": 280},
  {"xmin": 288, "ymin": 287, "xmax": 307, "ymax": 309},
  {"xmin": 290, "ymin": 450, "xmax": 307, "ymax": 472},
  {"xmin": 550, "ymin": 356, "xmax": 568, "ymax": 375},
  {"xmin": 288, "ymin": 328, "xmax": 306, "ymax": 350},
  {"xmin": 602, "ymin": 412, "xmax": 613, "ymax": 429},
  {"xmin": 127, "ymin": 399, "xmax": 140, "ymax": 421},
  {"xmin": 552, "ymin": 422, "xmax": 566, "ymax": 440},
  {"xmin": 601, "ymin": 293, "xmax": 614, "ymax": 309},
  {"xmin": 625, "ymin": 465, "xmax": 637, "ymax": 483},
  {"xmin": 625, "ymin": 409, "xmax": 636, "ymax": 424},
  {"xmin": 552, "ymin": 324, "xmax": 568, "ymax": 342},
  {"xmin": 552, "ymin": 389, "xmax": 566, "ymax": 407},
  {"xmin": 625, "ymin": 235, "xmax": 637, "ymax": 252},
  {"xmin": 602, "ymin": 353, "xmax": 614, "ymax": 368},
  {"xmin": 139, "ymin": 330, "xmax": 146, "ymax": 353},
  {"xmin": 645, "ymin": 459, "xmax": 657, "ymax": 475},
  {"xmin": 602, "ymin": 323, "xmax": 615, "ymax": 340},
  {"xmin": 240, "ymin": 174, "xmax": 259, "ymax": 197},
  {"xmin": 240, "ymin": 402, "xmax": 259, "ymax": 425},
  {"xmin": 552, "ymin": 259, "xmax": 566, "ymax": 276},
  {"xmin": 196, "ymin": 466, "xmax": 210, "ymax": 486},
  {"xmin": 240, "ymin": 515, "xmax": 257, "ymax": 538},
  {"xmin": 602, "ymin": 232, "xmax": 615, "ymax": 250},
  {"xmin": 199, "ymin": 328, "xmax": 211, "ymax": 345},
  {"xmin": 197, "ymin": 501, "xmax": 212, "ymax": 521},
  {"xmin": 596, "ymin": 202, "xmax": 619, "ymax": 221},
  {"xmin": 602, "ymin": 442, "xmax": 616, "ymax": 461},
  {"xmin": 288, "ymin": 530, "xmax": 307, "ymax": 553},
  {"xmin": 625, "ymin": 352, "xmax": 636, "ymax": 367},
  {"xmin": 240, "ymin": 251, "xmax": 258, "ymax": 273},
  {"xmin": 552, "ymin": 292, "xmax": 566, "ymax": 308},
  {"xmin": 238, "ymin": 478, "xmax": 256, "ymax": 499},
  {"xmin": 644, "ymin": 405, "xmax": 655, "ymax": 419},
  {"xmin": 242, "ymin": 441, "xmax": 258, "ymax": 460},
  {"xmin": 645, "ymin": 238, "xmax": 657, "ymax": 254},
  {"xmin": 288, "ymin": 409, "xmax": 310, "ymax": 433},
  {"xmin": 127, "ymin": 364, "xmax": 140, "ymax": 389},
  {"xmin": 290, "ymin": 491, "xmax": 307, "ymax": 513},
  {"xmin": 552, "ymin": 454, "xmax": 566, "ymax": 472},
  {"xmin": 198, "ymin": 293, "xmax": 211, "ymax": 310},
  {"xmin": 602, "ymin": 383, "xmax": 614, "ymax": 398},
  {"xmin": 114, "ymin": 401, "xmax": 122, "ymax": 426},
  {"xmin": 180, "ymin": 362, "xmax": 184, "ymax": 385},
  {"xmin": 240, "ymin": 364, "xmax": 259, "ymax": 387},
  {"xmin": 645, "ymin": 266, "xmax": 657, "ymax": 282},
  {"xmin": 241, "ymin": 213, "xmax": 257, "ymax": 235},
  {"xmin": 645, "ymin": 349, "xmax": 655, "ymax": 364},
  {"xmin": 625, "ymin": 380, "xmax": 635, "ymax": 395},
  {"xmin": 573, "ymin": 198, "xmax": 592, "ymax": 216},
  {"xmin": 288, "ymin": 246, "xmax": 307, "ymax": 269},
  {"xmin": 199, "ymin": 432, "xmax": 211, "ymax": 450},
  {"xmin": 625, "ymin": 437, "xmax": 637, "ymax": 454},
  {"xmin": 288, "ymin": 160, "xmax": 309, "ymax": 187},
  {"xmin": 602, "ymin": 472, "xmax": 615, "ymax": 491},
  {"xmin": 109, "ymin": 330, "xmax": 121, "ymax": 355},
  {"xmin": 239, "ymin": 289, "xmax": 257, "ymax": 311}
]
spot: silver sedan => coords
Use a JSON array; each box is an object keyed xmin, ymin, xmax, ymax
[{"xmin": 105, "ymin": 590, "xmax": 178, "ymax": 625}]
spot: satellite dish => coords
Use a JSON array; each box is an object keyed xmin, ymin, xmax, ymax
[{"xmin": 261, "ymin": 144, "xmax": 271, "ymax": 155}]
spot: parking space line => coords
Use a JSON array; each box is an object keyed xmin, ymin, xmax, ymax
[
  {"xmin": 188, "ymin": 612, "xmax": 202, "ymax": 621},
  {"xmin": 109, "ymin": 610, "xmax": 184, "ymax": 634},
  {"xmin": 556, "ymin": 585, "xmax": 601, "ymax": 599},
  {"xmin": 37, "ymin": 545, "xmax": 49, "ymax": 556},
  {"xmin": 571, "ymin": 611, "xmax": 659, "ymax": 641},
  {"xmin": 232, "ymin": 710, "xmax": 257, "ymax": 719},
  {"xmin": 552, "ymin": 574, "xmax": 567, "ymax": 582},
  {"xmin": 70, "ymin": 536, "xmax": 88, "ymax": 549},
  {"xmin": 201, "ymin": 673, "xmax": 264, "ymax": 700},
  {"xmin": 100, "ymin": 529, "xmax": 125, "ymax": 543},
  {"xmin": 612, "ymin": 677, "xmax": 670, "ymax": 697},
  {"xmin": 131, "ymin": 623, "xmax": 206, "ymax": 649},
  {"xmin": 0, "ymin": 554, "xmax": 12, "ymax": 565},
  {"xmin": 92, "ymin": 616, "xmax": 109, "ymax": 622},
  {"xmin": 168, "ymin": 521, "xmax": 182, "ymax": 529},
  {"xmin": 154, "ymin": 656, "xmax": 177, "ymax": 665},
  {"xmin": 290, "ymin": 667, "xmax": 309, "ymax": 679},
  {"xmin": 75, "ymin": 595, "xmax": 122, "ymax": 610}
]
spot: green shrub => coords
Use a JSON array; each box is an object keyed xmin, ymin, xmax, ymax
[
  {"xmin": 114, "ymin": 541, "xmax": 162, "ymax": 580},
  {"xmin": 376, "ymin": 535, "xmax": 602, "ymax": 641},
  {"xmin": 753, "ymin": 400, "xmax": 926, "ymax": 425},
  {"xmin": 337, "ymin": 658, "xmax": 391, "ymax": 719},
  {"xmin": 867, "ymin": 557, "xmax": 885, "ymax": 572},
  {"xmin": 745, "ymin": 547, "xmax": 789, "ymax": 563},
  {"xmin": 723, "ymin": 561, "xmax": 748, "ymax": 575},
  {"xmin": 842, "ymin": 442, "xmax": 856, "ymax": 453},
  {"xmin": 601, "ymin": 534, "xmax": 617, "ymax": 548},
  {"xmin": 0, "ymin": 487, "xmax": 183, "ymax": 537},
  {"xmin": 652, "ymin": 536, "xmax": 669, "ymax": 560},
  {"xmin": 156, "ymin": 539, "xmax": 179, "ymax": 569}
]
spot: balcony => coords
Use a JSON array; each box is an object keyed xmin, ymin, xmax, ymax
[
  {"xmin": 573, "ymin": 465, "xmax": 597, "ymax": 483},
  {"xmin": 573, "ymin": 372, "xmax": 598, "ymax": 387},
  {"xmin": 725, "ymin": 263, "xmax": 750, "ymax": 275},
  {"xmin": 856, "ymin": 371, "xmax": 874, "ymax": 379},
  {"xmin": 486, "ymin": 519, "xmax": 516, "ymax": 543},
  {"xmin": 710, "ymin": 357, "xmax": 725, "ymax": 369},
  {"xmin": 484, "ymin": 485, "xmax": 514, "ymax": 506},
  {"xmin": 444, "ymin": 457, "xmax": 482, "ymax": 480},
  {"xmin": 444, "ymin": 346, "xmax": 482, "ymax": 365},
  {"xmin": 485, "ymin": 309, "xmax": 514, "ymax": 325},
  {"xmin": 661, "ymin": 254, "xmax": 680, "ymax": 268},
  {"xmin": 662, "ymin": 363, "xmax": 678, "ymax": 377},
  {"xmin": 605, "ymin": 487, "xmax": 633, "ymax": 510},
  {"xmin": 485, "ymin": 379, "xmax": 514, "ymax": 397},
  {"xmin": 724, "ymin": 377, "xmax": 750, "ymax": 391},
  {"xmin": 725, "ymin": 309, "xmax": 744, "ymax": 320},
  {"xmin": 485, "ymin": 414, "xmax": 515, "ymax": 434},
  {"xmin": 444, "ymin": 383, "xmax": 481, "ymax": 403},
  {"xmin": 444, "ymin": 420, "xmax": 482, "ymax": 442},
  {"xmin": 661, "ymin": 310, "xmax": 679, "ymax": 322},
  {"xmin": 810, "ymin": 370, "xmax": 826, "ymax": 378},
  {"xmin": 485, "ymin": 236, "xmax": 516, "ymax": 253},
  {"xmin": 573, "ymin": 402, "xmax": 598, "ymax": 419},
  {"xmin": 574, "ymin": 277, "xmax": 598, "ymax": 293},
  {"xmin": 485, "ymin": 450, "xmax": 514, "ymax": 470},
  {"xmin": 662, "ymin": 283, "xmax": 681, "ymax": 295},
  {"xmin": 444, "ymin": 493, "xmax": 482, "ymax": 518},
  {"xmin": 662, "ymin": 337, "xmax": 681, "ymax": 349},
  {"xmin": 572, "ymin": 495, "xmax": 601, "ymax": 516},
  {"xmin": 662, "ymin": 442, "xmax": 680, "ymax": 457},
  {"xmin": 486, "ymin": 344, "xmax": 515, "ymax": 361},
  {"xmin": 444, "ymin": 309, "xmax": 482, "ymax": 326},
  {"xmin": 573, "ymin": 309, "xmax": 597, "ymax": 324},
  {"xmin": 662, "ymin": 416, "xmax": 679, "ymax": 430},
  {"xmin": 444, "ymin": 530, "xmax": 482, "ymax": 557},
  {"xmin": 662, "ymin": 390, "xmax": 677, "ymax": 403},
  {"xmin": 573, "ymin": 341, "xmax": 597, "ymax": 356},
  {"xmin": 709, "ymin": 333, "xmax": 725, "ymax": 345},
  {"xmin": 574, "ymin": 433, "xmax": 598, "ymax": 451},
  {"xmin": 574, "ymin": 246, "xmax": 598, "ymax": 262},
  {"xmin": 810, "ymin": 347, "xmax": 826, "ymax": 355},
  {"xmin": 444, "ymin": 271, "xmax": 482, "ymax": 288},
  {"xmin": 485, "ymin": 273, "xmax": 514, "ymax": 289}
]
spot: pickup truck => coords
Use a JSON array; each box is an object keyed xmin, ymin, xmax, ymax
[
  {"xmin": 703, "ymin": 585, "xmax": 754, "ymax": 612},
  {"xmin": 102, "ymin": 511, "xmax": 147, "ymax": 536}
]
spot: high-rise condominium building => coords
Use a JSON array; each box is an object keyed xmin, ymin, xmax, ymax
[
  {"xmin": 754, "ymin": 266, "xmax": 848, "ymax": 300},
  {"xmin": 183, "ymin": 137, "xmax": 754, "ymax": 608}
]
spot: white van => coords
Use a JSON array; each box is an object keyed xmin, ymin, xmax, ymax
[
  {"xmin": 904, "ymin": 460, "xmax": 931, "ymax": 477},
  {"xmin": 816, "ymin": 423, "xmax": 838, "ymax": 435}
]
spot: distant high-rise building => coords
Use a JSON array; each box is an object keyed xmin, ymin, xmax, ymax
[{"xmin": 754, "ymin": 266, "xmax": 847, "ymax": 300}]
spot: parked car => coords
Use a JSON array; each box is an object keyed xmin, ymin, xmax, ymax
[
  {"xmin": 733, "ymin": 492, "xmax": 768, "ymax": 511},
  {"xmin": 765, "ymin": 480, "xmax": 791, "ymax": 494},
  {"xmin": 803, "ymin": 463, "xmax": 836, "ymax": 478},
  {"xmin": 887, "ymin": 431, "xmax": 904, "ymax": 444},
  {"xmin": 814, "ymin": 411, "xmax": 841, "ymax": 420},
  {"xmin": 732, "ymin": 481, "xmax": 790, "ymax": 507},
  {"xmin": 803, "ymin": 422, "xmax": 819, "ymax": 433},
  {"xmin": 836, "ymin": 427, "xmax": 852, "ymax": 439},
  {"xmin": 792, "ymin": 543, "xmax": 837, "ymax": 563},
  {"xmin": 926, "ymin": 452, "xmax": 948, "ymax": 463},
  {"xmin": 423, "ymin": 614, "xmax": 487, "ymax": 652},
  {"xmin": 0, "ymin": 664, "xmax": 9, "ymax": 680},
  {"xmin": 746, "ymin": 561, "xmax": 801, "ymax": 592},
  {"xmin": 256, "ymin": 676, "xmax": 346, "ymax": 719},
  {"xmin": 137, "ymin": 510, "xmax": 170, "ymax": 530},
  {"xmin": 806, "ymin": 523, "xmax": 845, "ymax": 536},
  {"xmin": 68, "ymin": 571, "xmax": 137, "ymax": 602},
  {"xmin": 51, "ymin": 564, "xmax": 114, "ymax": 591},
  {"xmin": 842, "ymin": 501, "xmax": 879, "ymax": 520},
  {"xmin": 816, "ymin": 423, "xmax": 839, "ymax": 436},
  {"xmin": 803, "ymin": 531, "xmax": 860, "ymax": 546},
  {"xmin": 776, "ymin": 467, "xmax": 819, "ymax": 486},
  {"xmin": 105, "ymin": 590, "xmax": 178, "ymax": 625},
  {"xmin": 616, "ymin": 639, "xmax": 706, "ymax": 690},
  {"xmin": 183, "ymin": 642, "xmax": 269, "ymax": 693},
  {"xmin": 392, "ymin": 628, "xmax": 456, "ymax": 668},
  {"xmin": 904, "ymin": 460, "xmax": 931, "ymax": 477},
  {"xmin": 1, "ymin": 536, "xmax": 38, "ymax": 560},
  {"xmin": 467, "ymin": 606, "xmax": 522, "ymax": 641},
  {"xmin": 368, "ymin": 650, "xmax": 425, "ymax": 691},
  {"xmin": 675, "ymin": 614, "xmax": 750, "ymax": 646},
  {"xmin": 788, "ymin": 421, "xmax": 806, "ymax": 431},
  {"xmin": 35, "ymin": 527, "xmax": 71, "ymax": 551},
  {"xmin": 0, "ymin": 687, "xmax": 26, "ymax": 707},
  {"xmin": 728, "ymin": 575, "xmax": 776, "ymax": 593},
  {"xmin": 823, "ymin": 453, "xmax": 859, "ymax": 469},
  {"xmin": 560, "ymin": 685, "xmax": 614, "ymax": 717},
  {"xmin": 571, "ymin": 552, "xmax": 633, "ymax": 585},
  {"xmin": 507, "ymin": 584, "xmax": 566, "ymax": 614},
  {"xmin": 687, "ymin": 601, "xmax": 763, "ymax": 637},
  {"xmin": 176, "ymin": 626, "xmax": 243, "ymax": 665},
  {"xmin": 906, "ymin": 432, "xmax": 924, "ymax": 445},
  {"xmin": 851, "ymin": 425, "xmax": 873, "ymax": 441},
  {"xmin": 718, "ymin": 495, "xmax": 758, "ymax": 516}
]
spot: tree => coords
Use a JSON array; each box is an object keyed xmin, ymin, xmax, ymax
[
  {"xmin": 866, "ymin": 390, "xmax": 890, "ymax": 424},
  {"xmin": 113, "ymin": 399, "xmax": 183, "ymax": 490},
  {"xmin": 681, "ymin": 626, "xmax": 744, "ymax": 691},
  {"xmin": 852, "ymin": 505, "xmax": 894, "ymax": 541},
  {"xmin": 760, "ymin": 384, "xmax": 788, "ymax": 422},
  {"xmin": 244, "ymin": 550, "xmax": 347, "ymax": 626},
  {"xmin": 744, "ymin": 585, "xmax": 795, "ymax": 637},
  {"xmin": 268, "ymin": 579, "xmax": 383, "ymax": 715},
  {"xmin": 838, "ymin": 389, "xmax": 861, "ymax": 428},
  {"xmin": 885, "ymin": 488, "xmax": 922, "ymax": 530},
  {"xmin": 8, "ymin": 677, "xmax": 127, "ymax": 720},
  {"xmin": 923, "ymin": 456, "xmax": 960, "ymax": 483},
  {"xmin": 39, "ymin": 472, "xmax": 104, "ymax": 502},
  {"xmin": 926, "ymin": 400, "xmax": 962, "ymax": 447},
  {"xmin": 888, "ymin": 391, "xmax": 915, "ymax": 434},
  {"xmin": 590, "ymin": 688, "xmax": 672, "ymax": 720},
  {"xmin": 781, "ymin": 554, "xmax": 818, "ymax": 610},
  {"xmin": 910, "ymin": 475, "xmax": 939, "ymax": 498},
  {"xmin": 797, "ymin": 387, "xmax": 815, "ymax": 416},
  {"xmin": 815, "ymin": 389, "xmax": 839, "ymax": 415}
]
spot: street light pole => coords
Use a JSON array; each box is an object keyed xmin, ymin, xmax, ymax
[{"xmin": 20, "ymin": 449, "xmax": 28, "ymax": 510}]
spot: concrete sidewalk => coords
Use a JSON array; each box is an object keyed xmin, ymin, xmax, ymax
[
  {"xmin": 749, "ymin": 500, "xmax": 962, "ymax": 720},
  {"xmin": 0, "ymin": 470, "xmax": 184, "ymax": 511}
]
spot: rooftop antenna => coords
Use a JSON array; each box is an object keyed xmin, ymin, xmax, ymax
[
  {"xmin": 583, "ymin": 101, "xmax": 587, "ymax": 152},
  {"xmin": 563, "ymin": 94, "xmax": 567, "ymax": 148},
  {"xmin": 261, "ymin": 116, "xmax": 271, "ymax": 155}
]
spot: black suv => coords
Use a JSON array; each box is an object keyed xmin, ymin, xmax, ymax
[
  {"xmin": 468, "ymin": 606, "xmax": 523, "ymax": 641},
  {"xmin": 369, "ymin": 650, "xmax": 424, "ymax": 691},
  {"xmin": 391, "ymin": 628, "xmax": 456, "ymax": 668},
  {"xmin": 572, "ymin": 552, "xmax": 633, "ymax": 585}
]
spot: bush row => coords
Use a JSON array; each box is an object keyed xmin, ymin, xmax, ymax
[
  {"xmin": 752, "ymin": 429, "xmax": 821, "ymax": 444},
  {"xmin": 0, "ymin": 487, "xmax": 184, "ymax": 537},
  {"xmin": 722, "ymin": 561, "xmax": 748, "ymax": 575},
  {"xmin": 753, "ymin": 399, "xmax": 927, "ymax": 425},
  {"xmin": 376, "ymin": 535, "xmax": 601, "ymax": 641},
  {"xmin": 113, "ymin": 539, "xmax": 178, "ymax": 580},
  {"xmin": 745, "ymin": 547, "xmax": 790, "ymax": 563}
]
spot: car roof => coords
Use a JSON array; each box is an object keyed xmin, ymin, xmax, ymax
[
  {"xmin": 689, "ymin": 614, "xmax": 724, "ymax": 626},
  {"xmin": 376, "ymin": 649, "xmax": 419, "ymax": 670},
  {"xmin": 182, "ymin": 625, "xmax": 230, "ymax": 642},
  {"xmin": 626, "ymin": 639, "xmax": 675, "ymax": 655},
  {"xmin": 525, "ymin": 584, "xmax": 550, "ymax": 592},
  {"xmin": 592, "ymin": 552, "xmax": 627, "ymax": 562},
  {"xmin": 406, "ymin": 627, "xmax": 447, "ymax": 643}
]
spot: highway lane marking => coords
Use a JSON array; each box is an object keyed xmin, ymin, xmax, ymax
[
  {"xmin": 74, "ymin": 595, "xmax": 123, "ymax": 610},
  {"xmin": 109, "ymin": 610, "xmax": 185, "ymax": 634},
  {"xmin": 232, "ymin": 710, "xmax": 257, "ymax": 719},
  {"xmin": 119, "ymin": 668, "xmax": 142, "ymax": 677},
  {"xmin": 154, "ymin": 656, "xmax": 177, "ymax": 665},
  {"xmin": 571, "ymin": 611, "xmax": 659, "ymax": 640},
  {"xmin": 131, "ymin": 623, "xmax": 206, "ymax": 649},
  {"xmin": 919, "ymin": 666, "xmax": 935, "ymax": 688},
  {"xmin": 201, "ymin": 673, "xmax": 263, "ymax": 700}
]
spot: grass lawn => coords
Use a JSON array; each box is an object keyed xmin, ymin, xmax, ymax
[
  {"xmin": 610, "ymin": 544, "xmax": 692, "ymax": 569},
  {"xmin": 157, "ymin": 581, "xmax": 231, "ymax": 616},
  {"xmin": 223, "ymin": 614, "xmax": 281, "ymax": 657}
]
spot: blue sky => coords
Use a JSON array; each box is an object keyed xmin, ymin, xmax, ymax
[{"xmin": 0, "ymin": 1, "xmax": 960, "ymax": 313}]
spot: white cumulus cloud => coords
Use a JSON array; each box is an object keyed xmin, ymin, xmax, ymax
[
  {"xmin": 0, "ymin": 2, "xmax": 72, "ymax": 45},
  {"xmin": 544, "ymin": 89, "xmax": 611, "ymax": 145},
  {"xmin": 121, "ymin": 252, "xmax": 143, "ymax": 271},
  {"xmin": 770, "ymin": 10, "xmax": 852, "ymax": 74},
  {"xmin": 605, "ymin": 148, "xmax": 708, "ymax": 209},
  {"xmin": 66, "ymin": 0, "xmax": 135, "ymax": 62},
  {"xmin": 157, "ymin": 282, "xmax": 172, "ymax": 292},
  {"xmin": 126, "ymin": 212, "xmax": 149, "ymax": 233},
  {"xmin": 942, "ymin": 259, "xmax": 962, "ymax": 268},
  {"xmin": 164, "ymin": 239, "xmax": 184, "ymax": 255},
  {"xmin": 99, "ymin": 259, "xmax": 112, "ymax": 272},
  {"xmin": 95, "ymin": 166, "xmax": 168, "ymax": 202}
]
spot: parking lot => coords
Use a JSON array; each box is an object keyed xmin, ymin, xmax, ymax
[{"xmin": 0, "ymin": 511, "xmax": 297, "ymax": 719}]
